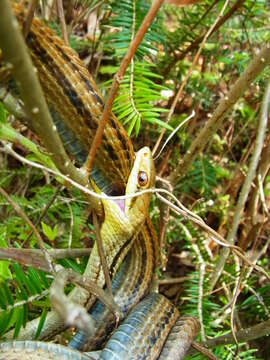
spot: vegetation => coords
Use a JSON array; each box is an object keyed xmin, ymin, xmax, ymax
[{"xmin": 0, "ymin": 0, "xmax": 270, "ymax": 358}]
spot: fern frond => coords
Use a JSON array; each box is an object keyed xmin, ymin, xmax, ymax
[
  {"xmin": 102, "ymin": 0, "xmax": 168, "ymax": 135},
  {"xmin": 0, "ymin": 264, "xmax": 51, "ymax": 337}
]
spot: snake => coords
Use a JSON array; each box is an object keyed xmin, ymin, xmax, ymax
[
  {"xmin": 0, "ymin": 295, "xmax": 199, "ymax": 359},
  {"xmin": 0, "ymin": 1, "xmax": 199, "ymax": 358}
]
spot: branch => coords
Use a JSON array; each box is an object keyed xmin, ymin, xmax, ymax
[
  {"xmin": 0, "ymin": 290, "xmax": 49, "ymax": 314},
  {"xmin": 202, "ymin": 318, "xmax": 270, "ymax": 348},
  {"xmin": 0, "ymin": 248, "xmax": 91, "ymax": 273},
  {"xmin": 0, "ymin": 0, "xmax": 89, "ymax": 196},
  {"xmin": 56, "ymin": 0, "xmax": 69, "ymax": 45},
  {"xmin": 0, "ymin": 122, "xmax": 57, "ymax": 169},
  {"xmin": 209, "ymin": 79, "xmax": 270, "ymax": 291},
  {"xmin": 50, "ymin": 269, "xmax": 121, "ymax": 335},
  {"xmin": 245, "ymin": 131, "xmax": 270, "ymax": 235},
  {"xmin": 0, "ymin": 86, "xmax": 29, "ymax": 123},
  {"xmin": 162, "ymin": 0, "xmax": 245, "ymax": 77},
  {"xmin": 0, "ymin": 186, "xmax": 54, "ymax": 273},
  {"xmin": 170, "ymin": 42, "xmax": 270, "ymax": 184},
  {"xmin": 23, "ymin": 0, "xmax": 39, "ymax": 38}
]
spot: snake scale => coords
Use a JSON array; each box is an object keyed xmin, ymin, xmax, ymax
[{"xmin": 0, "ymin": 1, "xmax": 199, "ymax": 359}]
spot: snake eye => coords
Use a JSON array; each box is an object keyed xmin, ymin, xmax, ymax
[{"xmin": 138, "ymin": 171, "xmax": 148, "ymax": 187}]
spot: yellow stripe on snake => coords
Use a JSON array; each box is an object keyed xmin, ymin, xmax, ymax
[{"xmin": 0, "ymin": 2, "xmax": 199, "ymax": 359}]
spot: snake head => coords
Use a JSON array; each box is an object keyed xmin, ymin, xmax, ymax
[
  {"xmin": 101, "ymin": 147, "xmax": 155, "ymax": 236},
  {"xmin": 124, "ymin": 147, "xmax": 155, "ymax": 227}
]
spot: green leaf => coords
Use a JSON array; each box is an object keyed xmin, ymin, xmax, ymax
[
  {"xmin": 127, "ymin": 115, "xmax": 138, "ymax": 136},
  {"xmin": 37, "ymin": 269, "xmax": 49, "ymax": 288},
  {"xmin": 0, "ymin": 235, "xmax": 12, "ymax": 281},
  {"xmin": 12, "ymin": 306, "xmax": 24, "ymax": 338},
  {"xmin": 27, "ymin": 267, "xmax": 43, "ymax": 293},
  {"xmin": 0, "ymin": 286, "xmax": 7, "ymax": 309},
  {"xmin": 41, "ymin": 222, "xmax": 58, "ymax": 241},
  {"xmin": 35, "ymin": 307, "xmax": 48, "ymax": 340},
  {"xmin": 12, "ymin": 264, "xmax": 28, "ymax": 300},
  {"xmin": 0, "ymin": 103, "xmax": 6, "ymax": 123},
  {"xmin": 0, "ymin": 311, "xmax": 9, "ymax": 336},
  {"xmin": 2, "ymin": 282, "xmax": 14, "ymax": 305}
]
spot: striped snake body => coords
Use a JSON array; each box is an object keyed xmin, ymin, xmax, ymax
[
  {"xmin": 2, "ymin": 3, "xmax": 158, "ymax": 342},
  {"xmin": 0, "ymin": 2, "xmax": 199, "ymax": 358}
]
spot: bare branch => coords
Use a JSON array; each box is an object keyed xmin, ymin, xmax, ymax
[
  {"xmin": 0, "ymin": 0, "xmax": 92, "ymax": 203},
  {"xmin": 170, "ymin": 43, "xmax": 270, "ymax": 185},
  {"xmin": 50, "ymin": 269, "xmax": 121, "ymax": 335},
  {"xmin": 0, "ymin": 186, "xmax": 54, "ymax": 272},
  {"xmin": 209, "ymin": 79, "xmax": 270, "ymax": 291}
]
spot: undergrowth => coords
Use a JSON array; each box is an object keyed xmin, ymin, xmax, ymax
[{"xmin": 0, "ymin": 0, "xmax": 270, "ymax": 358}]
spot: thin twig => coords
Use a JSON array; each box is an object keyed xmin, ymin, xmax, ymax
[
  {"xmin": 163, "ymin": 0, "xmax": 245, "ymax": 77},
  {"xmin": 157, "ymin": 276, "xmax": 190, "ymax": 285},
  {"xmin": 223, "ymin": 270, "xmax": 270, "ymax": 317},
  {"xmin": 180, "ymin": 223, "xmax": 206, "ymax": 341},
  {"xmin": 93, "ymin": 212, "xmax": 113, "ymax": 296},
  {"xmin": 156, "ymin": 192, "xmax": 270, "ymax": 279},
  {"xmin": 0, "ymin": 87, "xmax": 28, "ymax": 123},
  {"xmin": 191, "ymin": 342, "xmax": 219, "ymax": 360},
  {"xmin": 23, "ymin": 185, "xmax": 63, "ymax": 247},
  {"xmin": 230, "ymin": 264, "xmax": 244, "ymax": 350},
  {"xmin": 0, "ymin": 186, "xmax": 54, "ymax": 273},
  {"xmin": 258, "ymin": 173, "xmax": 269, "ymax": 215},
  {"xmin": 245, "ymin": 236, "xmax": 270, "ymax": 280},
  {"xmin": 170, "ymin": 43, "xmax": 270, "ymax": 184},
  {"xmin": 43, "ymin": 0, "xmax": 55, "ymax": 21},
  {"xmin": 153, "ymin": 111, "xmax": 195, "ymax": 159},
  {"xmin": 128, "ymin": 0, "xmax": 141, "ymax": 129},
  {"xmin": 84, "ymin": 0, "xmax": 165, "ymax": 177},
  {"xmin": 200, "ymin": 318, "xmax": 270, "ymax": 348},
  {"xmin": 67, "ymin": 201, "xmax": 74, "ymax": 249},
  {"xmin": 209, "ymin": 79, "xmax": 270, "ymax": 291},
  {"xmin": 156, "ymin": 176, "xmax": 174, "ymax": 270},
  {"xmin": 56, "ymin": 0, "xmax": 69, "ymax": 45},
  {"xmin": 23, "ymin": 0, "xmax": 39, "ymax": 38}
]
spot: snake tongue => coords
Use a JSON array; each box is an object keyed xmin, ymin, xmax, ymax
[{"xmin": 113, "ymin": 199, "xmax": 125, "ymax": 213}]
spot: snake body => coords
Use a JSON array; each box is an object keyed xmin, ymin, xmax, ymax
[
  {"xmin": 0, "ymin": 2, "xmax": 199, "ymax": 358},
  {"xmin": 69, "ymin": 220, "xmax": 158, "ymax": 351},
  {"xmin": 0, "ymin": 294, "xmax": 199, "ymax": 360},
  {"xmin": 1, "ymin": 3, "xmax": 158, "ymax": 342}
]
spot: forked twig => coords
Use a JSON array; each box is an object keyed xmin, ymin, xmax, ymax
[{"xmin": 50, "ymin": 268, "xmax": 121, "ymax": 336}]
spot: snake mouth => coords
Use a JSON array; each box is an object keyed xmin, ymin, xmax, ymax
[
  {"xmin": 113, "ymin": 199, "xmax": 125, "ymax": 213},
  {"xmin": 109, "ymin": 187, "xmax": 126, "ymax": 213}
]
